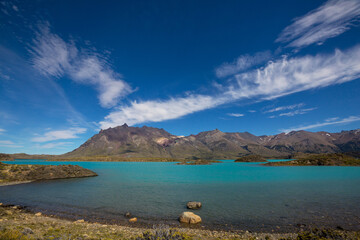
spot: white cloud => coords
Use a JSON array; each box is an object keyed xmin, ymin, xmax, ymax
[
  {"xmin": 32, "ymin": 127, "xmax": 86, "ymax": 142},
  {"xmin": 37, "ymin": 142, "xmax": 72, "ymax": 149},
  {"xmin": 100, "ymin": 44, "xmax": 360, "ymax": 129},
  {"xmin": 0, "ymin": 144, "xmax": 23, "ymax": 148},
  {"xmin": 100, "ymin": 94, "xmax": 227, "ymax": 128},
  {"xmin": 276, "ymin": 0, "xmax": 360, "ymax": 48},
  {"xmin": 248, "ymin": 110, "xmax": 256, "ymax": 113},
  {"xmin": 0, "ymin": 139, "xmax": 22, "ymax": 148},
  {"xmin": 265, "ymin": 103, "xmax": 305, "ymax": 113},
  {"xmin": 228, "ymin": 113, "xmax": 244, "ymax": 117},
  {"xmin": 30, "ymin": 23, "xmax": 132, "ymax": 108},
  {"xmin": 0, "ymin": 70, "xmax": 10, "ymax": 80},
  {"xmin": 0, "ymin": 128, "xmax": 4, "ymax": 134},
  {"xmin": 279, "ymin": 107, "xmax": 317, "ymax": 117},
  {"xmin": 224, "ymin": 45, "xmax": 360, "ymax": 101},
  {"xmin": 280, "ymin": 116, "xmax": 360, "ymax": 133},
  {"xmin": 215, "ymin": 51, "xmax": 271, "ymax": 78},
  {"xmin": 325, "ymin": 117, "xmax": 340, "ymax": 122}
]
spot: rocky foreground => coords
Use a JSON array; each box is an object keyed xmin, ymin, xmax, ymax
[
  {"xmin": 1, "ymin": 204, "xmax": 360, "ymax": 240},
  {"xmin": 0, "ymin": 162, "xmax": 97, "ymax": 185}
]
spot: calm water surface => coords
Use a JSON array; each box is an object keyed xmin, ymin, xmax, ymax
[{"xmin": 1, "ymin": 159, "xmax": 360, "ymax": 231}]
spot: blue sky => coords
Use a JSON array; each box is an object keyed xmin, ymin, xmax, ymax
[{"xmin": 1, "ymin": 0, "xmax": 360, "ymax": 154}]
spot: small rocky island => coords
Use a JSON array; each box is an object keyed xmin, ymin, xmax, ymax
[
  {"xmin": 0, "ymin": 162, "xmax": 97, "ymax": 185},
  {"xmin": 234, "ymin": 154, "xmax": 267, "ymax": 162},
  {"xmin": 264, "ymin": 153, "xmax": 360, "ymax": 166}
]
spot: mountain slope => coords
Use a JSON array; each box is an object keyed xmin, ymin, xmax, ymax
[{"xmin": 64, "ymin": 124, "xmax": 360, "ymax": 160}]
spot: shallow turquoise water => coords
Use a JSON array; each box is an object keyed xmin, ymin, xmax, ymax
[{"xmin": 1, "ymin": 160, "xmax": 360, "ymax": 231}]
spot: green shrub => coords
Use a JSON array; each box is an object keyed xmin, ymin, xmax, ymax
[
  {"xmin": 296, "ymin": 228, "xmax": 350, "ymax": 240},
  {"xmin": 135, "ymin": 225, "xmax": 192, "ymax": 240},
  {"xmin": 0, "ymin": 228, "xmax": 33, "ymax": 240}
]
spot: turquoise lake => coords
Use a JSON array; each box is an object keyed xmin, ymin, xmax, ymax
[{"xmin": 1, "ymin": 160, "xmax": 360, "ymax": 231}]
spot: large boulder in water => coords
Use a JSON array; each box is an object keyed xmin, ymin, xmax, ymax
[
  {"xmin": 179, "ymin": 212, "xmax": 202, "ymax": 224},
  {"xmin": 187, "ymin": 201, "xmax": 202, "ymax": 209}
]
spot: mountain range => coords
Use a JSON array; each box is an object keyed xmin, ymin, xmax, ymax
[{"xmin": 64, "ymin": 124, "xmax": 360, "ymax": 160}]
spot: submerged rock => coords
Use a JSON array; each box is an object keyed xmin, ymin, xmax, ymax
[
  {"xmin": 186, "ymin": 201, "xmax": 202, "ymax": 209},
  {"xmin": 124, "ymin": 212, "xmax": 132, "ymax": 218},
  {"xmin": 179, "ymin": 212, "xmax": 202, "ymax": 224}
]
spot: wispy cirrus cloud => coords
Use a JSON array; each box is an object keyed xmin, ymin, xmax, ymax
[
  {"xmin": 32, "ymin": 127, "xmax": 86, "ymax": 142},
  {"xmin": 279, "ymin": 107, "xmax": 317, "ymax": 117},
  {"xmin": 268, "ymin": 107, "xmax": 317, "ymax": 118},
  {"xmin": 224, "ymin": 45, "xmax": 360, "ymax": 100},
  {"xmin": 0, "ymin": 70, "xmax": 10, "ymax": 80},
  {"xmin": 276, "ymin": 0, "xmax": 360, "ymax": 48},
  {"xmin": 100, "ymin": 95, "xmax": 227, "ymax": 128},
  {"xmin": 0, "ymin": 140, "xmax": 13, "ymax": 144},
  {"xmin": 215, "ymin": 51, "xmax": 271, "ymax": 78},
  {"xmin": 0, "ymin": 140, "xmax": 23, "ymax": 148},
  {"xmin": 280, "ymin": 116, "xmax": 360, "ymax": 133},
  {"xmin": 30, "ymin": 22, "xmax": 132, "ymax": 108},
  {"xmin": 37, "ymin": 142, "xmax": 72, "ymax": 149},
  {"xmin": 100, "ymin": 44, "xmax": 360, "ymax": 129},
  {"xmin": 265, "ymin": 103, "xmax": 305, "ymax": 113},
  {"xmin": 227, "ymin": 113, "xmax": 244, "ymax": 117},
  {"xmin": 0, "ymin": 128, "xmax": 5, "ymax": 134}
]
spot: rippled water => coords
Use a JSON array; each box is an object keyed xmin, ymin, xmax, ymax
[{"xmin": 1, "ymin": 159, "xmax": 360, "ymax": 231}]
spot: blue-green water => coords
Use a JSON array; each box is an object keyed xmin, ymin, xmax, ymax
[{"xmin": 1, "ymin": 160, "xmax": 360, "ymax": 231}]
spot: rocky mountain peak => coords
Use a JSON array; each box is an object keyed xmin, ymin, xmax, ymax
[{"xmin": 65, "ymin": 126, "xmax": 360, "ymax": 159}]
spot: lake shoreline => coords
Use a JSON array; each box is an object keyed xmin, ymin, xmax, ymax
[
  {"xmin": 1, "ymin": 200, "xmax": 359, "ymax": 234},
  {"xmin": 2, "ymin": 204, "xmax": 359, "ymax": 239},
  {"xmin": 0, "ymin": 180, "xmax": 33, "ymax": 187}
]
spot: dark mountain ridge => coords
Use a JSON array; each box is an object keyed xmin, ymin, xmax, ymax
[{"xmin": 64, "ymin": 124, "xmax": 360, "ymax": 160}]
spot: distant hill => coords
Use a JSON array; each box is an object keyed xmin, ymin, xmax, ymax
[{"xmin": 62, "ymin": 124, "xmax": 360, "ymax": 160}]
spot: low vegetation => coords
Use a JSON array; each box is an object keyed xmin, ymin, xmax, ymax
[
  {"xmin": 264, "ymin": 153, "xmax": 360, "ymax": 166},
  {"xmin": 0, "ymin": 162, "xmax": 97, "ymax": 184},
  {"xmin": 135, "ymin": 225, "xmax": 192, "ymax": 240},
  {"xmin": 288, "ymin": 228, "xmax": 360, "ymax": 240},
  {"xmin": 0, "ymin": 153, "xmax": 13, "ymax": 161},
  {"xmin": 235, "ymin": 155, "xmax": 267, "ymax": 162}
]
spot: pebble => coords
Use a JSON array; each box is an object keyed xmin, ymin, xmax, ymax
[
  {"xmin": 4, "ymin": 210, "xmax": 13, "ymax": 215},
  {"xmin": 35, "ymin": 212, "xmax": 42, "ymax": 216},
  {"xmin": 129, "ymin": 217, "xmax": 137, "ymax": 223},
  {"xmin": 22, "ymin": 228, "xmax": 34, "ymax": 235}
]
